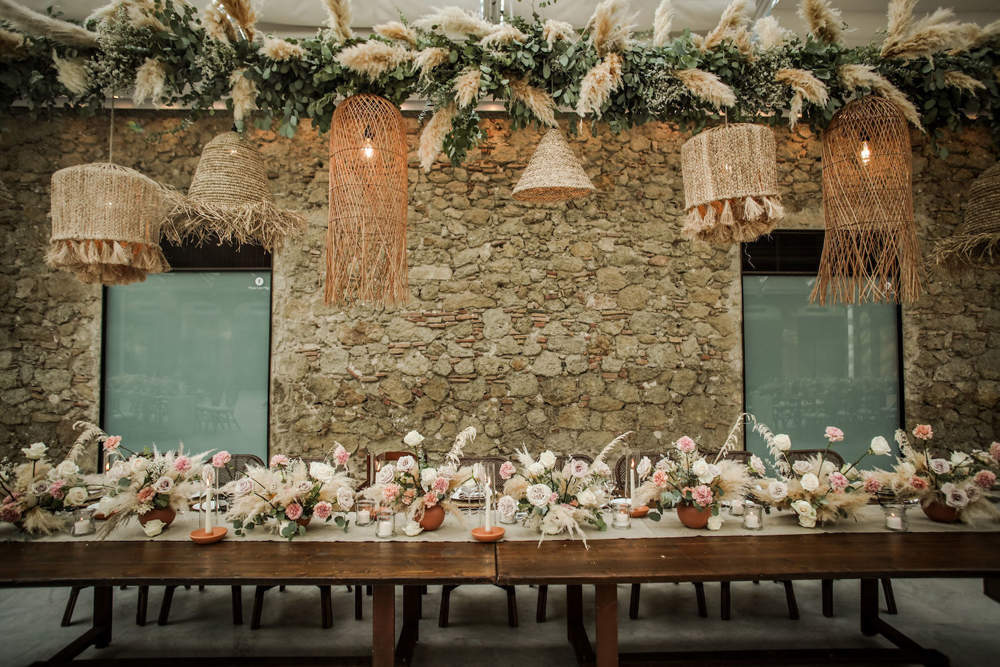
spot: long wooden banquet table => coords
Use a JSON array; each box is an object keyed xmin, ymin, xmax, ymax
[{"xmin": 1, "ymin": 533, "xmax": 999, "ymax": 666}]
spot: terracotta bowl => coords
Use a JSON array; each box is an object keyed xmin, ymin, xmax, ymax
[
  {"xmin": 630, "ymin": 505, "xmax": 650, "ymax": 518},
  {"xmin": 189, "ymin": 526, "xmax": 227, "ymax": 544},
  {"xmin": 471, "ymin": 526, "xmax": 505, "ymax": 542}
]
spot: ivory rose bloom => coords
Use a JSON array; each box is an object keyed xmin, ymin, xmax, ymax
[
  {"xmin": 767, "ymin": 480, "xmax": 788, "ymax": 501},
  {"xmin": 749, "ymin": 455, "xmax": 766, "ymax": 476},
  {"xmin": 869, "ymin": 436, "xmax": 891, "ymax": 456},
  {"xmin": 928, "ymin": 458, "xmax": 951, "ymax": 475},
  {"xmin": 576, "ymin": 489, "xmax": 596, "ymax": 507},
  {"xmin": 791, "ymin": 500, "xmax": 817, "ymax": 527},
  {"xmin": 403, "ymin": 430, "xmax": 425, "ymax": 447},
  {"xmin": 313, "ymin": 501, "xmax": 333, "ymax": 520},
  {"xmin": 539, "ymin": 451, "xmax": 557, "ymax": 469},
  {"xmin": 65, "ymin": 486, "xmax": 88, "ymax": 507},
  {"xmin": 375, "ymin": 464, "xmax": 395, "ymax": 485},
  {"xmin": 636, "ymin": 457, "xmax": 651, "ymax": 479},
  {"xmin": 154, "ymin": 476, "xmax": 174, "ymax": 494},
  {"xmin": 824, "ymin": 426, "xmax": 844, "ymax": 442},
  {"xmin": 792, "ymin": 460, "xmax": 813, "ymax": 476},
  {"xmin": 675, "ymin": 436, "xmax": 696, "ymax": 453},
  {"xmin": 941, "ymin": 483, "xmax": 968, "ymax": 509},
  {"xmin": 570, "ymin": 459, "xmax": 590, "ymax": 478},
  {"xmin": 526, "ymin": 484, "xmax": 552, "ymax": 507},
  {"xmin": 337, "ymin": 487, "xmax": 355, "ymax": 510},
  {"xmin": 528, "ymin": 462, "xmax": 545, "ymax": 476},
  {"xmin": 309, "ymin": 461, "xmax": 335, "ymax": 483},
  {"xmin": 499, "ymin": 462, "xmax": 516, "ymax": 480},
  {"xmin": 800, "ymin": 473, "xmax": 819, "ymax": 492},
  {"xmin": 56, "ymin": 460, "xmax": 79, "ymax": 477},
  {"xmin": 285, "ymin": 502, "xmax": 303, "ymax": 521},
  {"xmin": 912, "ymin": 424, "xmax": 933, "ymax": 441},
  {"xmin": 497, "ymin": 495, "xmax": 517, "ymax": 518},
  {"xmin": 773, "ymin": 434, "xmax": 791, "ymax": 451},
  {"xmin": 234, "ymin": 478, "xmax": 253, "ymax": 495},
  {"xmin": 396, "ymin": 455, "xmax": 417, "ymax": 473},
  {"xmin": 22, "ymin": 442, "xmax": 47, "ymax": 460}
]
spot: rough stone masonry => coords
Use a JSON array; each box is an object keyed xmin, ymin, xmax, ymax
[{"xmin": 1, "ymin": 111, "xmax": 998, "ymax": 462}]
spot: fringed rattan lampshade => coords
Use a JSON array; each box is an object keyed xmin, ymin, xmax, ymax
[
  {"xmin": 812, "ymin": 96, "xmax": 921, "ymax": 305},
  {"xmin": 166, "ymin": 132, "xmax": 304, "ymax": 251},
  {"xmin": 933, "ymin": 163, "xmax": 1000, "ymax": 271},
  {"xmin": 327, "ymin": 94, "xmax": 408, "ymax": 307},
  {"xmin": 46, "ymin": 162, "xmax": 170, "ymax": 285},
  {"xmin": 512, "ymin": 128, "xmax": 595, "ymax": 203},
  {"xmin": 681, "ymin": 123, "xmax": 784, "ymax": 245}
]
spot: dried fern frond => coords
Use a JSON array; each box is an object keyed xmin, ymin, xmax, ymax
[
  {"xmin": 653, "ymin": 0, "xmax": 673, "ymax": 47},
  {"xmin": 230, "ymin": 68, "xmax": 257, "ymax": 124},
  {"xmin": 576, "ymin": 53, "xmax": 623, "ymax": 118},
  {"xmin": 701, "ymin": 0, "xmax": 750, "ymax": 51},
  {"xmin": 419, "ymin": 104, "xmax": 457, "ymax": 172},
  {"xmin": 322, "ymin": 0, "xmax": 353, "ymax": 41},
  {"xmin": 374, "ymin": 20, "xmax": 417, "ymax": 46},
  {"xmin": 133, "ymin": 57, "xmax": 166, "ymax": 105},
  {"xmin": 839, "ymin": 63, "xmax": 923, "ymax": 130},
  {"xmin": 480, "ymin": 23, "xmax": 528, "ymax": 49},
  {"xmin": 414, "ymin": 46, "xmax": 449, "ymax": 79},
  {"xmin": 453, "ymin": 67, "xmax": 481, "ymax": 108},
  {"xmin": 674, "ymin": 68, "xmax": 736, "ymax": 108},
  {"xmin": 586, "ymin": 0, "xmax": 633, "ymax": 56},
  {"xmin": 260, "ymin": 36, "xmax": 305, "ymax": 61},
  {"xmin": 798, "ymin": 0, "xmax": 842, "ymax": 44},
  {"xmin": 881, "ymin": 5, "xmax": 978, "ymax": 59},
  {"xmin": 754, "ymin": 15, "xmax": 792, "ymax": 50},
  {"xmin": 942, "ymin": 70, "xmax": 985, "ymax": 93},
  {"xmin": 542, "ymin": 19, "xmax": 576, "ymax": 47},
  {"xmin": 413, "ymin": 6, "xmax": 494, "ymax": 40},
  {"xmin": 336, "ymin": 41, "xmax": 411, "ymax": 81},
  {"xmin": 52, "ymin": 51, "xmax": 90, "ymax": 96},
  {"xmin": 510, "ymin": 77, "xmax": 558, "ymax": 127}
]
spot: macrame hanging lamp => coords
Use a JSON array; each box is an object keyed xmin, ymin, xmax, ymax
[
  {"xmin": 165, "ymin": 132, "xmax": 304, "ymax": 251},
  {"xmin": 512, "ymin": 128, "xmax": 596, "ymax": 203},
  {"xmin": 326, "ymin": 94, "xmax": 409, "ymax": 307},
  {"xmin": 933, "ymin": 163, "xmax": 1000, "ymax": 271},
  {"xmin": 680, "ymin": 123, "xmax": 784, "ymax": 245},
  {"xmin": 812, "ymin": 95, "xmax": 921, "ymax": 305}
]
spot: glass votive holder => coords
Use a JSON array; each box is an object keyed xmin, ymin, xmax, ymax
[
  {"xmin": 882, "ymin": 503, "xmax": 908, "ymax": 532},
  {"xmin": 355, "ymin": 500, "xmax": 375, "ymax": 527},
  {"xmin": 729, "ymin": 500, "xmax": 745, "ymax": 517},
  {"xmin": 72, "ymin": 509, "xmax": 95, "ymax": 537},
  {"xmin": 742, "ymin": 501, "xmax": 764, "ymax": 531},
  {"xmin": 612, "ymin": 501, "xmax": 631, "ymax": 529},
  {"xmin": 375, "ymin": 509, "xmax": 395, "ymax": 538}
]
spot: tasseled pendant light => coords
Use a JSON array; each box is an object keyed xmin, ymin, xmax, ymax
[
  {"xmin": 680, "ymin": 123, "xmax": 783, "ymax": 245},
  {"xmin": 512, "ymin": 128, "xmax": 595, "ymax": 203},
  {"xmin": 812, "ymin": 96, "xmax": 921, "ymax": 305},
  {"xmin": 327, "ymin": 94, "xmax": 409, "ymax": 307},
  {"xmin": 933, "ymin": 163, "xmax": 1000, "ymax": 271}
]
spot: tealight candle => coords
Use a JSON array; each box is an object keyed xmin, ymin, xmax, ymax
[
  {"xmin": 612, "ymin": 501, "xmax": 631, "ymax": 529},
  {"xmin": 72, "ymin": 509, "xmax": 94, "ymax": 537},
  {"xmin": 882, "ymin": 503, "xmax": 908, "ymax": 532},
  {"xmin": 742, "ymin": 501, "xmax": 763, "ymax": 531},
  {"xmin": 376, "ymin": 509, "xmax": 394, "ymax": 538}
]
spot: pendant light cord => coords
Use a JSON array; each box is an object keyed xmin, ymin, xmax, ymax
[{"xmin": 108, "ymin": 95, "xmax": 115, "ymax": 164}]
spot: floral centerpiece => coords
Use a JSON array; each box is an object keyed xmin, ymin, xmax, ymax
[
  {"xmin": 0, "ymin": 437, "xmax": 94, "ymax": 535},
  {"xmin": 363, "ymin": 427, "xmax": 477, "ymax": 534},
  {"xmin": 96, "ymin": 437, "xmax": 208, "ymax": 537},
  {"xmin": 864, "ymin": 425, "xmax": 999, "ymax": 523},
  {"xmin": 749, "ymin": 424, "xmax": 883, "ymax": 527},
  {"xmin": 226, "ymin": 444, "xmax": 357, "ymax": 540},
  {"xmin": 498, "ymin": 432, "xmax": 627, "ymax": 545}
]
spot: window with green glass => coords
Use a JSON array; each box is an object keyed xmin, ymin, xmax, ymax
[
  {"xmin": 741, "ymin": 232, "xmax": 901, "ymax": 465},
  {"xmin": 102, "ymin": 271, "xmax": 271, "ymax": 462}
]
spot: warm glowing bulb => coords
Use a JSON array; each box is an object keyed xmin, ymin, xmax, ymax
[
  {"xmin": 362, "ymin": 142, "xmax": 374, "ymax": 159},
  {"xmin": 859, "ymin": 140, "xmax": 872, "ymax": 165}
]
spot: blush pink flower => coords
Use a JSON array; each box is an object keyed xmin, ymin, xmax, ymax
[
  {"xmin": 173, "ymin": 456, "xmax": 191, "ymax": 473},
  {"xmin": 548, "ymin": 492, "xmax": 558, "ymax": 504},
  {"xmin": 675, "ymin": 436, "xmax": 696, "ymax": 454},
  {"xmin": 912, "ymin": 424, "xmax": 933, "ymax": 441},
  {"xmin": 285, "ymin": 502, "xmax": 303, "ymax": 521},
  {"xmin": 910, "ymin": 476, "xmax": 929, "ymax": 491},
  {"xmin": 103, "ymin": 435, "xmax": 122, "ymax": 452},
  {"xmin": 137, "ymin": 487, "xmax": 155, "ymax": 503},
  {"xmin": 652, "ymin": 469, "xmax": 668, "ymax": 488},
  {"xmin": 270, "ymin": 454, "xmax": 289, "ymax": 468},
  {"xmin": 499, "ymin": 461, "xmax": 516, "ymax": 480},
  {"xmin": 990, "ymin": 442, "xmax": 1000, "ymax": 462},
  {"xmin": 333, "ymin": 444, "xmax": 350, "ymax": 466},
  {"xmin": 212, "ymin": 451, "xmax": 232, "ymax": 468},
  {"xmin": 824, "ymin": 426, "xmax": 844, "ymax": 443},
  {"xmin": 691, "ymin": 484, "xmax": 713, "ymax": 507},
  {"xmin": 432, "ymin": 477, "xmax": 449, "ymax": 494},
  {"xmin": 48, "ymin": 480, "xmax": 65, "ymax": 499},
  {"xmin": 828, "ymin": 472, "xmax": 849, "ymax": 492},
  {"xmin": 313, "ymin": 501, "xmax": 333, "ymax": 520},
  {"xmin": 382, "ymin": 483, "xmax": 400, "ymax": 503},
  {"xmin": 863, "ymin": 478, "xmax": 883, "ymax": 494},
  {"xmin": 423, "ymin": 491, "xmax": 439, "ymax": 507},
  {"xmin": 974, "ymin": 470, "xmax": 997, "ymax": 489},
  {"xmin": 0, "ymin": 506, "xmax": 21, "ymax": 523}
]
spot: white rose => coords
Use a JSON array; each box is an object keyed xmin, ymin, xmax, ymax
[
  {"xmin": 295, "ymin": 480, "xmax": 314, "ymax": 495},
  {"xmin": 141, "ymin": 519, "xmax": 165, "ymax": 537},
  {"xmin": 707, "ymin": 514, "xmax": 723, "ymax": 531},
  {"xmin": 153, "ymin": 476, "xmax": 174, "ymax": 494},
  {"xmin": 791, "ymin": 499, "xmax": 816, "ymax": 520},
  {"xmin": 130, "ymin": 457, "xmax": 149, "ymax": 473},
  {"xmin": 56, "ymin": 460, "xmax": 80, "ymax": 477},
  {"xmin": 797, "ymin": 513, "xmax": 817, "ymax": 528},
  {"xmin": 698, "ymin": 464, "xmax": 720, "ymax": 485},
  {"xmin": 950, "ymin": 451, "xmax": 971, "ymax": 466},
  {"xmin": 309, "ymin": 461, "xmax": 335, "ymax": 483},
  {"xmin": 539, "ymin": 451, "xmax": 557, "ymax": 469},
  {"xmin": 869, "ymin": 436, "xmax": 891, "ymax": 456},
  {"xmin": 234, "ymin": 478, "xmax": 253, "ymax": 496},
  {"xmin": 497, "ymin": 495, "xmax": 518, "ymax": 518},
  {"xmin": 636, "ymin": 456, "xmax": 652, "ymax": 479},
  {"xmin": 528, "ymin": 462, "xmax": 545, "ymax": 476},
  {"xmin": 31, "ymin": 480, "xmax": 49, "ymax": 495},
  {"xmin": 691, "ymin": 459, "xmax": 709, "ymax": 477},
  {"xmin": 576, "ymin": 489, "xmax": 597, "ymax": 507},
  {"xmin": 591, "ymin": 461, "xmax": 611, "ymax": 477},
  {"xmin": 65, "ymin": 486, "xmax": 88, "ymax": 507},
  {"xmin": 929, "ymin": 458, "xmax": 951, "ymax": 475},
  {"xmin": 767, "ymin": 481, "xmax": 788, "ymax": 501},
  {"xmin": 337, "ymin": 487, "xmax": 355, "ymax": 510},
  {"xmin": 749, "ymin": 455, "xmax": 766, "ymax": 476},
  {"xmin": 403, "ymin": 430, "xmax": 425, "ymax": 447},
  {"xmin": 396, "ymin": 456, "xmax": 417, "ymax": 473},
  {"xmin": 792, "ymin": 460, "xmax": 813, "ymax": 476},
  {"xmin": 773, "ymin": 434, "xmax": 791, "ymax": 452},
  {"xmin": 964, "ymin": 483, "xmax": 983, "ymax": 504},
  {"xmin": 420, "ymin": 467, "xmax": 438, "ymax": 489},
  {"xmin": 569, "ymin": 459, "xmax": 590, "ymax": 478},
  {"xmin": 375, "ymin": 464, "xmax": 395, "ymax": 485},
  {"xmin": 526, "ymin": 484, "xmax": 552, "ymax": 507},
  {"xmin": 800, "ymin": 473, "xmax": 820, "ymax": 492},
  {"xmin": 22, "ymin": 442, "xmax": 47, "ymax": 460}
]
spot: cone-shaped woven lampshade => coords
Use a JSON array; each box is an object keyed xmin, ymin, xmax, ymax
[
  {"xmin": 934, "ymin": 163, "xmax": 1000, "ymax": 271},
  {"xmin": 46, "ymin": 162, "xmax": 170, "ymax": 285},
  {"xmin": 327, "ymin": 94, "xmax": 409, "ymax": 307},
  {"xmin": 680, "ymin": 123, "xmax": 783, "ymax": 245},
  {"xmin": 512, "ymin": 129, "xmax": 595, "ymax": 203},
  {"xmin": 165, "ymin": 132, "xmax": 304, "ymax": 251},
  {"xmin": 812, "ymin": 96, "xmax": 921, "ymax": 305}
]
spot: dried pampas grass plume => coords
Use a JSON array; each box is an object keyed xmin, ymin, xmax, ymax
[
  {"xmin": 576, "ymin": 53, "xmax": 623, "ymax": 118},
  {"xmin": 52, "ymin": 51, "xmax": 90, "ymax": 96},
  {"xmin": 230, "ymin": 69, "xmax": 258, "ymax": 124},
  {"xmin": 653, "ymin": 0, "xmax": 673, "ymax": 47},
  {"xmin": 0, "ymin": 0, "xmax": 98, "ymax": 48},
  {"xmin": 415, "ymin": 47, "xmax": 449, "ymax": 79},
  {"xmin": 974, "ymin": 19, "xmax": 1000, "ymax": 47},
  {"xmin": 322, "ymin": 0, "xmax": 353, "ymax": 41},
  {"xmin": 480, "ymin": 23, "xmax": 528, "ymax": 48},
  {"xmin": 419, "ymin": 104, "xmax": 457, "ymax": 172},
  {"xmin": 776, "ymin": 68, "xmax": 828, "ymax": 127},
  {"xmin": 133, "ymin": 57, "xmax": 166, "ymax": 105},
  {"xmin": 542, "ymin": 19, "xmax": 576, "ymax": 47},
  {"xmin": 337, "ymin": 42, "xmax": 411, "ymax": 81},
  {"xmin": 202, "ymin": 3, "xmax": 232, "ymax": 43},
  {"xmin": 0, "ymin": 28, "xmax": 25, "ymax": 58},
  {"xmin": 261, "ymin": 36, "xmax": 305, "ymax": 61},
  {"xmin": 701, "ymin": 0, "xmax": 750, "ymax": 51},
  {"xmin": 374, "ymin": 21, "xmax": 417, "ymax": 47},
  {"xmin": 798, "ymin": 0, "xmax": 842, "ymax": 45},
  {"xmin": 754, "ymin": 16, "xmax": 792, "ymax": 50},
  {"xmin": 839, "ymin": 64, "xmax": 923, "ymax": 130},
  {"xmin": 511, "ymin": 77, "xmax": 558, "ymax": 127},
  {"xmin": 454, "ymin": 67, "xmax": 481, "ymax": 108},
  {"xmin": 943, "ymin": 70, "xmax": 985, "ymax": 93},
  {"xmin": 587, "ymin": 0, "xmax": 633, "ymax": 56},
  {"xmin": 674, "ymin": 68, "xmax": 736, "ymax": 109},
  {"xmin": 218, "ymin": 0, "xmax": 256, "ymax": 40},
  {"xmin": 414, "ymin": 7, "xmax": 494, "ymax": 40},
  {"xmin": 88, "ymin": 0, "xmax": 169, "ymax": 32},
  {"xmin": 881, "ymin": 2, "xmax": 978, "ymax": 59}
]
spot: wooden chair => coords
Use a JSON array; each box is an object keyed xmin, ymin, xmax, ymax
[
  {"xmin": 436, "ymin": 456, "xmax": 518, "ymax": 628},
  {"xmin": 62, "ymin": 585, "xmax": 152, "ymax": 627}
]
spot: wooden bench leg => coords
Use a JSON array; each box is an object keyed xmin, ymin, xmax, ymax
[
  {"xmin": 320, "ymin": 585, "xmax": 333, "ymax": 629},
  {"xmin": 629, "ymin": 583, "xmax": 641, "ymax": 620},
  {"xmin": 157, "ymin": 586, "xmax": 175, "ymax": 626},
  {"xmin": 504, "ymin": 585, "xmax": 518, "ymax": 627},
  {"xmin": 62, "ymin": 586, "xmax": 82, "ymax": 627},
  {"xmin": 438, "ymin": 584, "xmax": 456, "ymax": 628},
  {"xmin": 720, "ymin": 582, "xmax": 731, "ymax": 620},
  {"xmin": 783, "ymin": 581, "xmax": 799, "ymax": 620},
  {"xmin": 231, "ymin": 586, "xmax": 243, "ymax": 625},
  {"xmin": 536, "ymin": 584, "xmax": 548, "ymax": 623},
  {"xmin": 136, "ymin": 586, "xmax": 149, "ymax": 626},
  {"xmin": 251, "ymin": 586, "xmax": 268, "ymax": 630},
  {"xmin": 355, "ymin": 584, "xmax": 363, "ymax": 620},
  {"xmin": 881, "ymin": 578, "xmax": 898, "ymax": 615},
  {"xmin": 693, "ymin": 582, "xmax": 707, "ymax": 618},
  {"xmin": 822, "ymin": 579, "xmax": 834, "ymax": 617}
]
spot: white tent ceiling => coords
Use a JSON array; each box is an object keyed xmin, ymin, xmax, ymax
[{"xmin": 18, "ymin": 0, "xmax": 1000, "ymax": 46}]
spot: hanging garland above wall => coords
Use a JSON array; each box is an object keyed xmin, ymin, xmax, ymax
[{"xmin": 0, "ymin": 0, "xmax": 998, "ymax": 168}]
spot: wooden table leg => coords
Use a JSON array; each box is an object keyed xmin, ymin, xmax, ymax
[
  {"xmin": 984, "ymin": 577, "xmax": 1000, "ymax": 603},
  {"xmin": 94, "ymin": 585, "xmax": 113, "ymax": 649},
  {"xmin": 396, "ymin": 585, "xmax": 420, "ymax": 665},
  {"xmin": 595, "ymin": 584, "xmax": 619, "ymax": 667},
  {"xmin": 860, "ymin": 578, "xmax": 879, "ymax": 637},
  {"xmin": 566, "ymin": 584, "xmax": 595, "ymax": 666},
  {"xmin": 372, "ymin": 584, "xmax": 395, "ymax": 667}
]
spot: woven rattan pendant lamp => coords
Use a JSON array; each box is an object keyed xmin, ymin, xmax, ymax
[
  {"xmin": 46, "ymin": 162, "xmax": 171, "ymax": 285},
  {"xmin": 680, "ymin": 123, "xmax": 783, "ymax": 245},
  {"xmin": 166, "ymin": 132, "xmax": 304, "ymax": 252},
  {"xmin": 933, "ymin": 163, "xmax": 1000, "ymax": 271},
  {"xmin": 327, "ymin": 94, "xmax": 409, "ymax": 307},
  {"xmin": 812, "ymin": 96, "xmax": 921, "ymax": 305},
  {"xmin": 512, "ymin": 128, "xmax": 595, "ymax": 203}
]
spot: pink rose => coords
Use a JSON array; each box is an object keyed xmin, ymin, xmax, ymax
[
  {"xmin": 652, "ymin": 469, "xmax": 668, "ymax": 488},
  {"xmin": 103, "ymin": 435, "xmax": 122, "ymax": 452},
  {"xmin": 828, "ymin": 472, "xmax": 849, "ymax": 492},
  {"xmin": 675, "ymin": 436, "xmax": 696, "ymax": 453},
  {"xmin": 0, "ymin": 506, "xmax": 21, "ymax": 523},
  {"xmin": 48, "ymin": 480, "xmax": 65, "ymax": 499},
  {"xmin": 423, "ymin": 491, "xmax": 439, "ymax": 507},
  {"xmin": 333, "ymin": 444, "xmax": 350, "ymax": 466},
  {"xmin": 974, "ymin": 470, "xmax": 997, "ymax": 489},
  {"xmin": 910, "ymin": 476, "xmax": 928, "ymax": 490},
  {"xmin": 432, "ymin": 477, "xmax": 449, "ymax": 494},
  {"xmin": 313, "ymin": 501, "xmax": 333, "ymax": 520},
  {"xmin": 824, "ymin": 426, "xmax": 844, "ymax": 443},
  {"xmin": 270, "ymin": 454, "xmax": 289, "ymax": 467},
  {"xmin": 912, "ymin": 424, "xmax": 933, "ymax": 441},
  {"xmin": 137, "ymin": 487, "xmax": 155, "ymax": 503},
  {"xmin": 549, "ymin": 492, "xmax": 558, "ymax": 504},
  {"xmin": 691, "ymin": 484, "xmax": 713, "ymax": 507},
  {"xmin": 173, "ymin": 456, "xmax": 191, "ymax": 473},
  {"xmin": 285, "ymin": 503, "xmax": 303, "ymax": 521},
  {"xmin": 499, "ymin": 462, "xmax": 516, "ymax": 480},
  {"xmin": 382, "ymin": 483, "xmax": 400, "ymax": 503},
  {"xmin": 212, "ymin": 451, "xmax": 232, "ymax": 468},
  {"xmin": 863, "ymin": 478, "xmax": 883, "ymax": 494},
  {"xmin": 569, "ymin": 459, "xmax": 590, "ymax": 478},
  {"xmin": 990, "ymin": 442, "xmax": 1000, "ymax": 462}
]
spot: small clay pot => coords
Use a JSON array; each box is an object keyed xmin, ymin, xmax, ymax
[
  {"xmin": 677, "ymin": 503, "xmax": 711, "ymax": 529},
  {"xmin": 922, "ymin": 500, "xmax": 960, "ymax": 523},
  {"xmin": 419, "ymin": 504, "xmax": 446, "ymax": 531},
  {"xmin": 295, "ymin": 516, "xmax": 312, "ymax": 528},
  {"xmin": 138, "ymin": 507, "xmax": 176, "ymax": 528}
]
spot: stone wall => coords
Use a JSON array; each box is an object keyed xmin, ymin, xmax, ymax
[{"xmin": 0, "ymin": 111, "xmax": 997, "ymax": 462}]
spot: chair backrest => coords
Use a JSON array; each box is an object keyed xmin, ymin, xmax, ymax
[
  {"xmin": 722, "ymin": 450, "xmax": 752, "ymax": 464},
  {"xmin": 457, "ymin": 456, "xmax": 507, "ymax": 482},
  {"xmin": 786, "ymin": 448, "xmax": 846, "ymax": 468},
  {"xmin": 217, "ymin": 453, "xmax": 265, "ymax": 485},
  {"xmin": 364, "ymin": 451, "xmax": 417, "ymax": 487},
  {"xmin": 612, "ymin": 452, "xmax": 661, "ymax": 494}
]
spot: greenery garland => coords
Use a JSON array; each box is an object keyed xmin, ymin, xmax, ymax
[{"xmin": 0, "ymin": 0, "xmax": 998, "ymax": 165}]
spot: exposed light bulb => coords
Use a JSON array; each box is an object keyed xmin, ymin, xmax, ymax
[
  {"xmin": 859, "ymin": 140, "xmax": 872, "ymax": 165},
  {"xmin": 362, "ymin": 141, "xmax": 374, "ymax": 159}
]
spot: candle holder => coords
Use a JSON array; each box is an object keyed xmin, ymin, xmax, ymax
[
  {"xmin": 355, "ymin": 499, "xmax": 375, "ymax": 526},
  {"xmin": 72, "ymin": 509, "xmax": 95, "ymax": 537},
  {"xmin": 882, "ymin": 503, "xmax": 909, "ymax": 532},
  {"xmin": 742, "ymin": 501, "xmax": 764, "ymax": 531},
  {"xmin": 612, "ymin": 500, "xmax": 631, "ymax": 529},
  {"xmin": 729, "ymin": 499, "xmax": 745, "ymax": 517},
  {"xmin": 376, "ymin": 509, "xmax": 395, "ymax": 538}
]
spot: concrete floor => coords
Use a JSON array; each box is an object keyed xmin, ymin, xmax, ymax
[{"xmin": 2, "ymin": 578, "xmax": 997, "ymax": 666}]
